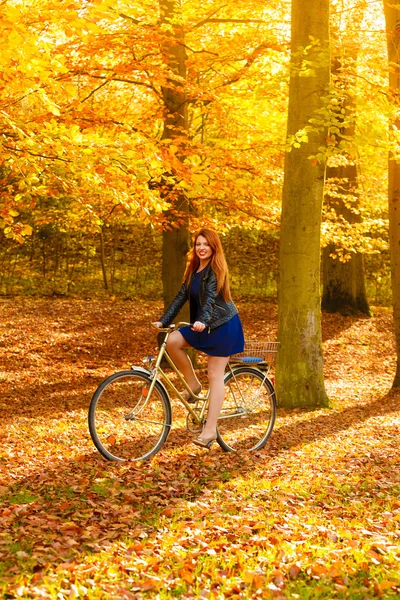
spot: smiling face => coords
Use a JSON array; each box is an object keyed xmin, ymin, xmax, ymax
[{"xmin": 195, "ymin": 234, "xmax": 213, "ymax": 264}]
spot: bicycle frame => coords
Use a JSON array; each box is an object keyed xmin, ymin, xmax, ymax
[
  {"xmin": 146, "ymin": 324, "xmax": 273, "ymax": 423},
  {"xmin": 145, "ymin": 326, "xmax": 210, "ymax": 425}
]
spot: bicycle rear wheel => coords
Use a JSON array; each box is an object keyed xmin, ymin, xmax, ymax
[
  {"xmin": 217, "ymin": 366, "xmax": 276, "ymax": 452},
  {"xmin": 88, "ymin": 369, "xmax": 172, "ymax": 461}
]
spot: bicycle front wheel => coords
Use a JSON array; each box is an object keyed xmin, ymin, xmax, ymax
[
  {"xmin": 88, "ymin": 369, "xmax": 172, "ymax": 461},
  {"xmin": 217, "ymin": 367, "xmax": 276, "ymax": 452}
]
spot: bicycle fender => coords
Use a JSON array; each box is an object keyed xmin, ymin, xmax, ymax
[
  {"xmin": 130, "ymin": 365, "xmax": 151, "ymax": 375},
  {"xmin": 226, "ymin": 365, "xmax": 274, "ymax": 387}
]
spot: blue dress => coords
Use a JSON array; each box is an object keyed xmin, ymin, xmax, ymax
[{"xmin": 180, "ymin": 270, "xmax": 245, "ymax": 357}]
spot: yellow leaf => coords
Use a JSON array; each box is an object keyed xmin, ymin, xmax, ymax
[
  {"xmin": 243, "ymin": 571, "xmax": 255, "ymax": 583},
  {"xmin": 192, "ymin": 173, "xmax": 208, "ymax": 184},
  {"xmin": 21, "ymin": 224, "xmax": 33, "ymax": 236}
]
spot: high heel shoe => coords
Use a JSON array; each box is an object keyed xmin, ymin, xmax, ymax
[
  {"xmin": 192, "ymin": 433, "xmax": 217, "ymax": 450},
  {"xmin": 182, "ymin": 385, "xmax": 202, "ymax": 404}
]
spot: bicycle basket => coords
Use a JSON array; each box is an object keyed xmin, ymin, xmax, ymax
[{"xmin": 230, "ymin": 341, "xmax": 279, "ymax": 365}]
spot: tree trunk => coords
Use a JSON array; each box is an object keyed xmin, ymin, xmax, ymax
[
  {"xmin": 322, "ymin": 52, "xmax": 370, "ymax": 316},
  {"xmin": 99, "ymin": 227, "xmax": 108, "ymax": 292},
  {"xmin": 383, "ymin": 2, "xmax": 400, "ymax": 386},
  {"xmin": 276, "ymin": 0, "xmax": 330, "ymax": 408},
  {"xmin": 322, "ymin": 163, "xmax": 370, "ymax": 316},
  {"xmin": 52, "ymin": 234, "xmax": 60, "ymax": 293},
  {"xmin": 42, "ymin": 238, "xmax": 46, "ymax": 278},
  {"xmin": 110, "ymin": 228, "xmax": 116, "ymax": 295},
  {"xmin": 322, "ymin": 244, "xmax": 370, "ymax": 315},
  {"xmin": 159, "ymin": 0, "xmax": 190, "ymax": 312}
]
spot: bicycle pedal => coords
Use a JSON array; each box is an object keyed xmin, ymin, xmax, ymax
[{"xmin": 186, "ymin": 412, "xmax": 203, "ymax": 433}]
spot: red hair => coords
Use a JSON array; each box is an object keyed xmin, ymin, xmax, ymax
[{"xmin": 183, "ymin": 228, "xmax": 232, "ymax": 301}]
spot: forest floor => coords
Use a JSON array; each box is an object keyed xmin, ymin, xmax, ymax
[{"xmin": 0, "ymin": 298, "xmax": 399, "ymax": 599}]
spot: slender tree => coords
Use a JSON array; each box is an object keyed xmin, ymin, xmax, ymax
[
  {"xmin": 383, "ymin": 1, "xmax": 400, "ymax": 386},
  {"xmin": 276, "ymin": 0, "xmax": 330, "ymax": 408},
  {"xmin": 322, "ymin": 9, "xmax": 370, "ymax": 316},
  {"xmin": 158, "ymin": 0, "xmax": 190, "ymax": 310},
  {"xmin": 322, "ymin": 62, "xmax": 370, "ymax": 316},
  {"xmin": 322, "ymin": 171, "xmax": 370, "ymax": 316}
]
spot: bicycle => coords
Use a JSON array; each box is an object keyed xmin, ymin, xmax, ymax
[{"xmin": 88, "ymin": 322, "xmax": 278, "ymax": 461}]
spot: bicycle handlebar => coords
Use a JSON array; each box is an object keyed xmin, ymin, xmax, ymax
[{"xmin": 152, "ymin": 321, "xmax": 192, "ymax": 333}]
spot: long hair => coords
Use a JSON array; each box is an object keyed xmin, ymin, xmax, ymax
[{"xmin": 183, "ymin": 228, "xmax": 232, "ymax": 301}]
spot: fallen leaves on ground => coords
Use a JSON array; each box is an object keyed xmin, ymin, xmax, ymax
[{"xmin": 0, "ymin": 298, "xmax": 399, "ymax": 599}]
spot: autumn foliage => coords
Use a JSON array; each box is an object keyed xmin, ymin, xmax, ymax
[
  {"xmin": 1, "ymin": 0, "xmax": 400, "ymax": 596},
  {"xmin": 0, "ymin": 0, "xmax": 389, "ymax": 247},
  {"xmin": 1, "ymin": 298, "xmax": 400, "ymax": 598}
]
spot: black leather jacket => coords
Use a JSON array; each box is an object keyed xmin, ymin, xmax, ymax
[{"xmin": 160, "ymin": 263, "xmax": 238, "ymax": 329}]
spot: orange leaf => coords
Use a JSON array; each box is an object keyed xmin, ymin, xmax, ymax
[{"xmin": 288, "ymin": 564, "xmax": 301, "ymax": 579}]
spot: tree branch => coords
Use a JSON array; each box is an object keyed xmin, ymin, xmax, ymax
[
  {"xmin": 191, "ymin": 5, "xmax": 229, "ymax": 30},
  {"xmin": 76, "ymin": 71, "xmax": 161, "ymax": 97},
  {"xmin": 193, "ymin": 17, "xmax": 268, "ymax": 30},
  {"xmin": 190, "ymin": 195, "xmax": 278, "ymax": 225},
  {"xmin": 3, "ymin": 145, "xmax": 71, "ymax": 163},
  {"xmin": 118, "ymin": 12, "xmax": 140, "ymax": 24},
  {"xmin": 77, "ymin": 116, "xmax": 142, "ymax": 134},
  {"xmin": 214, "ymin": 42, "xmax": 284, "ymax": 89},
  {"xmin": 3, "ymin": 88, "xmax": 41, "ymax": 109},
  {"xmin": 79, "ymin": 79, "xmax": 111, "ymax": 103},
  {"xmin": 179, "ymin": 43, "xmax": 219, "ymax": 56}
]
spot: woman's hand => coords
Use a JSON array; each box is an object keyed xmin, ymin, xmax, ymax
[
  {"xmin": 192, "ymin": 321, "xmax": 206, "ymax": 332},
  {"xmin": 152, "ymin": 321, "xmax": 163, "ymax": 328}
]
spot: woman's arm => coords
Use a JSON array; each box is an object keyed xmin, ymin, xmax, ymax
[
  {"xmin": 159, "ymin": 283, "xmax": 188, "ymax": 326},
  {"xmin": 198, "ymin": 269, "xmax": 218, "ymax": 326}
]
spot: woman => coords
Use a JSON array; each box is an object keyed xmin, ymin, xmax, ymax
[{"xmin": 153, "ymin": 228, "xmax": 244, "ymax": 450}]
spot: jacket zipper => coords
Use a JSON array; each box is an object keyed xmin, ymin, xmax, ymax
[{"xmin": 215, "ymin": 303, "xmax": 227, "ymax": 311}]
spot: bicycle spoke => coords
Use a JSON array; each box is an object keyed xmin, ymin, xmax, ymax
[
  {"xmin": 217, "ymin": 367, "xmax": 276, "ymax": 452},
  {"xmin": 88, "ymin": 371, "xmax": 171, "ymax": 461}
]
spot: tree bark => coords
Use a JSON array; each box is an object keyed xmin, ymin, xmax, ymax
[
  {"xmin": 159, "ymin": 0, "xmax": 190, "ymax": 311},
  {"xmin": 322, "ymin": 164, "xmax": 370, "ymax": 316},
  {"xmin": 276, "ymin": 0, "xmax": 330, "ymax": 408},
  {"xmin": 322, "ymin": 53, "xmax": 370, "ymax": 316},
  {"xmin": 99, "ymin": 227, "xmax": 108, "ymax": 292},
  {"xmin": 322, "ymin": 242, "xmax": 370, "ymax": 315},
  {"xmin": 383, "ymin": 2, "xmax": 400, "ymax": 386}
]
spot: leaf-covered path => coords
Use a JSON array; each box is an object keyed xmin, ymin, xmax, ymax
[{"xmin": 1, "ymin": 299, "xmax": 399, "ymax": 599}]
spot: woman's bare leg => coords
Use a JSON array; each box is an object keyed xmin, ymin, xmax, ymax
[
  {"xmin": 166, "ymin": 331, "xmax": 201, "ymax": 392},
  {"xmin": 201, "ymin": 355, "xmax": 229, "ymax": 438}
]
